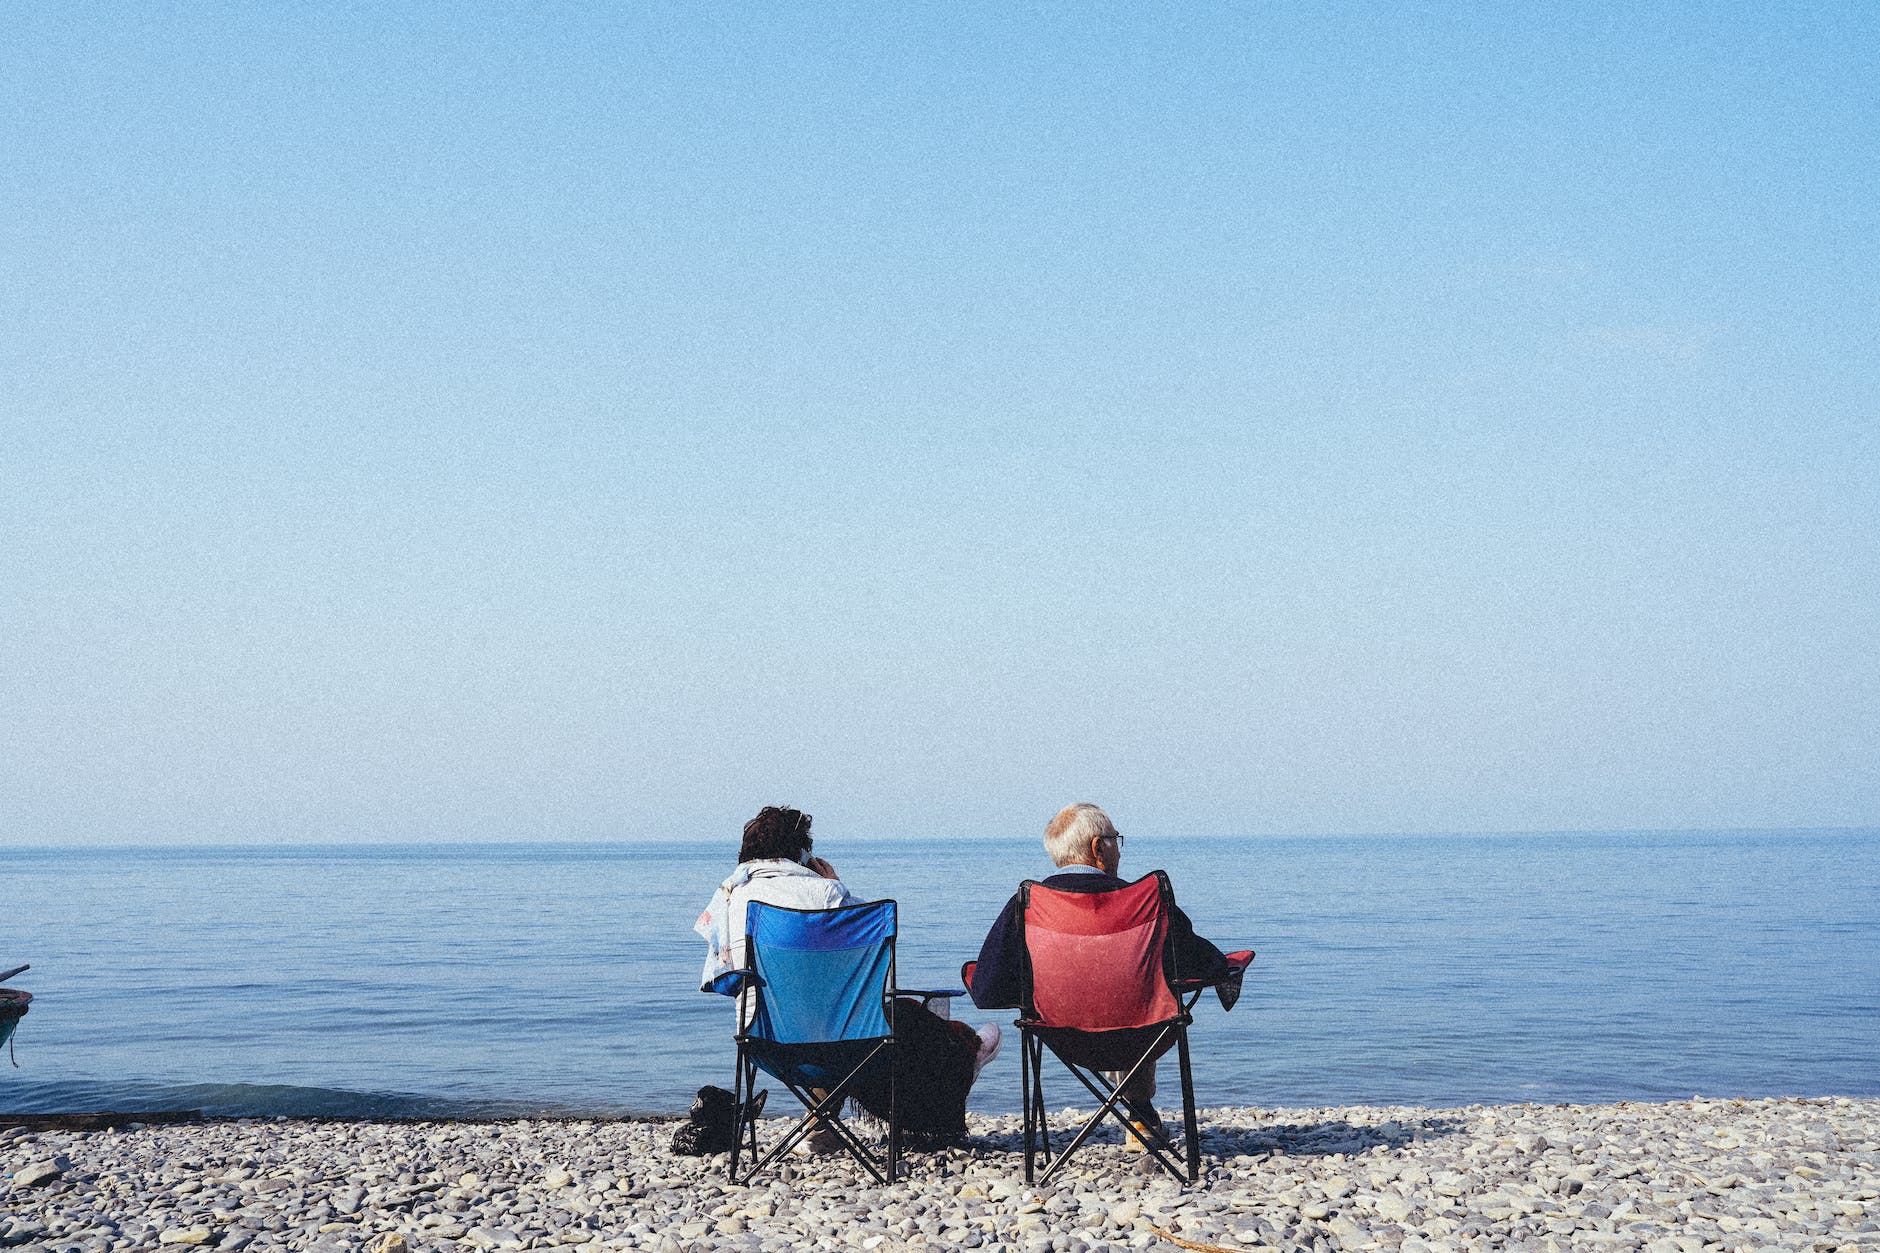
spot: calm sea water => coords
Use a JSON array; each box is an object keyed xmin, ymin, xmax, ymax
[{"xmin": 3, "ymin": 831, "xmax": 1876, "ymax": 1118}]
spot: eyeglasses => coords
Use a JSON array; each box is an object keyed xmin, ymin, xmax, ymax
[{"xmin": 1106, "ymin": 832, "xmax": 1125, "ymax": 846}]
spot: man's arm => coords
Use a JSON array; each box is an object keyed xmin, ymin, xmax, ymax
[
  {"xmin": 1165, "ymin": 900, "xmax": 1230, "ymax": 987},
  {"xmin": 967, "ymin": 893, "xmax": 1025, "ymax": 1010}
]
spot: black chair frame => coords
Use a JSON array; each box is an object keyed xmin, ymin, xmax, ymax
[
  {"xmin": 1018, "ymin": 987, "xmax": 1206, "ymax": 1184},
  {"xmin": 732, "ymin": 1016, "xmax": 900, "ymax": 1184}
]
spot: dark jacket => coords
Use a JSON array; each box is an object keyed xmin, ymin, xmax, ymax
[{"xmin": 968, "ymin": 869, "xmax": 1229, "ymax": 1011}]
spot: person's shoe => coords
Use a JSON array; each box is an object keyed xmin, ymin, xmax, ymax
[
  {"xmin": 1123, "ymin": 1106, "xmax": 1172, "ymax": 1152},
  {"xmin": 971, "ymin": 1022, "xmax": 1003, "ymax": 1081}
]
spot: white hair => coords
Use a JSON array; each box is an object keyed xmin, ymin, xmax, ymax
[{"xmin": 1043, "ymin": 802, "xmax": 1115, "ymax": 866}]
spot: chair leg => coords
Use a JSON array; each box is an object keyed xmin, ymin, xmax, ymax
[
  {"xmin": 1037, "ymin": 1080, "xmax": 1118, "ymax": 1186},
  {"xmin": 730, "ymin": 1049, "xmax": 749, "ymax": 1183},
  {"xmin": 741, "ymin": 1077, "xmax": 889, "ymax": 1186},
  {"xmin": 1034, "ymin": 1051, "xmax": 1149, "ymax": 1186},
  {"xmin": 731, "ymin": 1049, "xmax": 743, "ymax": 1183},
  {"xmin": 1031, "ymin": 1028, "xmax": 1194, "ymax": 1186},
  {"xmin": 1020, "ymin": 1030, "xmax": 1037, "ymax": 1184},
  {"xmin": 1176, "ymin": 1025, "xmax": 1199, "ymax": 1184},
  {"xmin": 1032, "ymin": 1035, "xmax": 1052, "ymax": 1163},
  {"xmin": 887, "ymin": 1041, "xmax": 900, "ymax": 1183},
  {"xmin": 741, "ymin": 1059, "xmax": 762, "ymax": 1173}
]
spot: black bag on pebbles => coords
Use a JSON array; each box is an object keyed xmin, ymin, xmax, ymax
[{"xmin": 670, "ymin": 1085, "xmax": 765, "ymax": 1155}]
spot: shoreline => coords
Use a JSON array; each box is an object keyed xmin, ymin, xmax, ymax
[
  {"xmin": 5, "ymin": 1097, "xmax": 1876, "ymax": 1252},
  {"xmin": 10, "ymin": 1088, "xmax": 1880, "ymax": 1130}
]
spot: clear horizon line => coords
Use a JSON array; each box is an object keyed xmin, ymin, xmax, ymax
[{"xmin": 3, "ymin": 822, "xmax": 1875, "ymax": 853}]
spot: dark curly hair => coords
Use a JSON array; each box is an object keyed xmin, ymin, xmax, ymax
[{"xmin": 739, "ymin": 806, "xmax": 813, "ymax": 864}]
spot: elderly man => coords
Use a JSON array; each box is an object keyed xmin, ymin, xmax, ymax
[{"xmin": 968, "ymin": 802, "xmax": 1230, "ymax": 1149}]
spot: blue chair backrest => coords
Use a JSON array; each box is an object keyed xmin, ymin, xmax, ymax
[{"xmin": 744, "ymin": 899, "xmax": 896, "ymax": 1045}]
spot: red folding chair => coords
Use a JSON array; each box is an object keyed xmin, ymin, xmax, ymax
[{"xmin": 972, "ymin": 872, "xmax": 1251, "ymax": 1184}]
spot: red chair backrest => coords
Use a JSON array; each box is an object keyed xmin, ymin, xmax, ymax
[{"xmin": 1021, "ymin": 873, "xmax": 1180, "ymax": 1030}]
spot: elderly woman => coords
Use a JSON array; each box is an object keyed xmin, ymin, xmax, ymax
[{"xmin": 696, "ymin": 805, "xmax": 999, "ymax": 1145}]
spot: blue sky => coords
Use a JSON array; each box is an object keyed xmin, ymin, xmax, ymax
[{"xmin": 3, "ymin": 4, "xmax": 1875, "ymax": 844}]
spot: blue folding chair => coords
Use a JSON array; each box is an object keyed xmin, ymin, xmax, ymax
[{"xmin": 707, "ymin": 898, "xmax": 909, "ymax": 1183}]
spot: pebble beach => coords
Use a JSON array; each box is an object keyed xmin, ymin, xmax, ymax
[{"xmin": 4, "ymin": 1098, "xmax": 1876, "ymax": 1253}]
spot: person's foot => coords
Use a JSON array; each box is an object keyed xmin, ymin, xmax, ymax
[
  {"xmin": 791, "ymin": 1123, "xmax": 845, "ymax": 1155},
  {"xmin": 971, "ymin": 1022, "xmax": 1003, "ymax": 1081},
  {"xmin": 1123, "ymin": 1105, "xmax": 1172, "ymax": 1152}
]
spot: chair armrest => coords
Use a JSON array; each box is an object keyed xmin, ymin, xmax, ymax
[
  {"xmin": 901, "ymin": 987, "xmax": 967, "ymax": 1001},
  {"xmin": 1173, "ymin": 950, "xmax": 1256, "ymax": 1011},
  {"xmin": 1171, "ymin": 952, "xmax": 1255, "ymax": 1007},
  {"xmin": 1170, "ymin": 950, "xmax": 1254, "ymax": 989},
  {"xmin": 703, "ymin": 968, "xmax": 763, "ymax": 997}
]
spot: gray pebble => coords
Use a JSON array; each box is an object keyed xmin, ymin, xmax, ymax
[{"xmin": 1, "ymin": 1097, "xmax": 1874, "ymax": 1253}]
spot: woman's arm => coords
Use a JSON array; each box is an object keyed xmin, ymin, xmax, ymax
[{"xmin": 805, "ymin": 857, "xmax": 867, "ymax": 908}]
